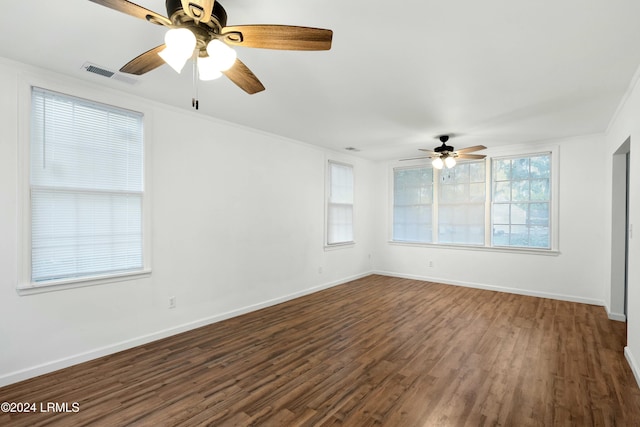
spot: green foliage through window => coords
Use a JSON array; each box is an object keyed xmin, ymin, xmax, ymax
[{"xmin": 491, "ymin": 154, "xmax": 551, "ymax": 249}]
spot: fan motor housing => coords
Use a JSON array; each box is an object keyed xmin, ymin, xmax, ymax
[
  {"xmin": 165, "ymin": 0, "xmax": 228, "ymax": 27},
  {"xmin": 434, "ymin": 144, "xmax": 454, "ymax": 153}
]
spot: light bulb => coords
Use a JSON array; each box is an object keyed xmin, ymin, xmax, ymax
[
  {"xmin": 158, "ymin": 28, "xmax": 196, "ymax": 73},
  {"xmin": 164, "ymin": 28, "xmax": 196, "ymax": 55},
  {"xmin": 198, "ymin": 56, "xmax": 223, "ymax": 80},
  {"xmin": 432, "ymin": 157, "xmax": 444, "ymax": 169},
  {"xmin": 159, "ymin": 48, "xmax": 190, "ymax": 73},
  {"xmin": 445, "ymin": 156, "xmax": 457, "ymax": 168},
  {"xmin": 206, "ymin": 40, "xmax": 237, "ymax": 71}
]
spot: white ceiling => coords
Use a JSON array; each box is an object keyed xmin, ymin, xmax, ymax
[{"xmin": 2, "ymin": 0, "xmax": 640, "ymax": 160}]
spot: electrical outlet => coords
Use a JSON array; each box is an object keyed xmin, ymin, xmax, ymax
[
  {"xmin": 168, "ymin": 296, "xmax": 176, "ymax": 309},
  {"xmin": 428, "ymin": 260, "xmax": 434, "ymax": 268}
]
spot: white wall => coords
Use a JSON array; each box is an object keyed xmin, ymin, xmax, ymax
[
  {"xmin": 372, "ymin": 134, "xmax": 608, "ymax": 306},
  {"xmin": 0, "ymin": 58, "xmax": 376, "ymax": 386},
  {"xmin": 605, "ymin": 70, "xmax": 640, "ymax": 385}
]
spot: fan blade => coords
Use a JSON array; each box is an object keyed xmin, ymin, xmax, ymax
[
  {"xmin": 400, "ymin": 156, "xmax": 432, "ymax": 161},
  {"xmin": 456, "ymin": 154, "xmax": 487, "ymax": 160},
  {"xmin": 418, "ymin": 149, "xmax": 437, "ymax": 155},
  {"xmin": 221, "ymin": 25, "xmax": 333, "ymax": 50},
  {"xmin": 88, "ymin": 0, "xmax": 172, "ymax": 26},
  {"xmin": 181, "ymin": 0, "xmax": 214, "ymax": 23},
  {"xmin": 120, "ymin": 44, "xmax": 166, "ymax": 75},
  {"xmin": 456, "ymin": 145, "xmax": 487, "ymax": 154},
  {"xmin": 222, "ymin": 58, "xmax": 265, "ymax": 94}
]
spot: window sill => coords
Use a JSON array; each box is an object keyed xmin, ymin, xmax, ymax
[
  {"xmin": 17, "ymin": 269, "xmax": 152, "ymax": 296},
  {"xmin": 325, "ymin": 242, "xmax": 355, "ymax": 251},
  {"xmin": 388, "ymin": 241, "xmax": 560, "ymax": 256}
]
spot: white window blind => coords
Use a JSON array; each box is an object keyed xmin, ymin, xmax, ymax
[
  {"xmin": 438, "ymin": 161, "xmax": 486, "ymax": 245},
  {"xmin": 327, "ymin": 161, "xmax": 354, "ymax": 245},
  {"xmin": 30, "ymin": 87, "xmax": 144, "ymax": 283},
  {"xmin": 393, "ymin": 166, "xmax": 433, "ymax": 243}
]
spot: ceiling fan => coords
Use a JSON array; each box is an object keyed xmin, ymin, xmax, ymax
[
  {"xmin": 402, "ymin": 135, "xmax": 487, "ymax": 169},
  {"xmin": 88, "ymin": 0, "xmax": 333, "ymax": 101}
]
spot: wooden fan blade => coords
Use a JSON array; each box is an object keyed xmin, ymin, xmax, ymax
[
  {"xmin": 88, "ymin": 0, "xmax": 172, "ymax": 26},
  {"xmin": 456, "ymin": 145, "xmax": 487, "ymax": 154},
  {"xmin": 222, "ymin": 58, "xmax": 265, "ymax": 94},
  {"xmin": 456, "ymin": 154, "xmax": 487, "ymax": 160},
  {"xmin": 418, "ymin": 149, "xmax": 437, "ymax": 155},
  {"xmin": 400, "ymin": 156, "xmax": 432, "ymax": 161},
  {"xmin": 221, "ymin": 25, "xmax": 333, "ymax": 50},
  {"xmin": 120, "ymin": 44, "xmax": 166, "ymax": 75},
  {"xmin": 181, "ymin": 0, "xmax": 214, "ymax": 23}
]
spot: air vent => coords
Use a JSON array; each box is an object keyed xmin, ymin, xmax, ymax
[
  {"xmin": 81, "ymin": 62, "xmax": 139, "ymax": 85},
  {"xmin": 85, "ymin": 64, "xmax": 114, "ymax": 78}
]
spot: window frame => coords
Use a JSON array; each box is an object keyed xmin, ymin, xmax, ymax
[
  {"xmin": 389, "ymin": 144, "xmax": 559, "ymax": 254},
  {"xmin": 325, "ymin": 159, "xmax": 355, "ymax": 248},
  {"xmin": 17, "ymin": 76, "xmax": 153, "ymax": 295}
]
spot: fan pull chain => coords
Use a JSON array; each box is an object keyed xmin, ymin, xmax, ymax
[{"xmin": 192, "ymin": 54, "xmax": 199, "ymax": 110}]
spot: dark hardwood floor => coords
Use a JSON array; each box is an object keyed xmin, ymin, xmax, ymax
[{"xmin": 2, "ymin": 275, "xmax": 640, "ymax": 426}]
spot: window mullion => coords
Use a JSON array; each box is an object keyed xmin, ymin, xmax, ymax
[
  {"xmin": 485, "ymin": 158, "xmax": 492, "ymax": 246},
  {"xmin": 432, "ymin": 168, "xmax": 439, "ymax": 244}
]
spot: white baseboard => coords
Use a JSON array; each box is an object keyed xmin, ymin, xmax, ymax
[
  {"xmin": 608, "ymin": 312, "xmax": 627, "ymax": 322},
  {"xmin": 373, "ymin": 270, "xmax": 606, "ymax": 307},
  {"xmin": 603, "ymin": 302, "xmax": 627, "ymax": 322},
  {"xmin": 0, "ymin": 271, "xmax": 372, "ymax": 388},
  {"xmin": 625, "ymin": 347, "xmax": 640, "ymax": 388}
]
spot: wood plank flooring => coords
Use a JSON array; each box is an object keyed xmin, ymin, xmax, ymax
[{"xmin": 2, "ymin": 275, "xmax": 640, "ymax": 426}]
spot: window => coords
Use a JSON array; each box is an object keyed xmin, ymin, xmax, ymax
[
  {"xmin": 438, "ymin": 161, "xmax": 486, "ymax": 245},
  {"xmin": 28, "ymin": 87, "xmax": 145, "ymax": 286},
  {"xmin": 491, "ymin": 154, "xmax": 551, "ymax": 248},
  {"xmin": 391, "ymin": 152, "xmax": 554, "ymax": 251},
  {"xmin": 327, "ymin": 161, "xmax": 354, "ymax": 245},
  {"xmin": 393, "ymin": 166, "xmax": 432, "ymax": 243}
]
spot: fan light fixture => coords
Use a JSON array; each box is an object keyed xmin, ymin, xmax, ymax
[
  {"xmin": 197, "ymin": 56, "xmax": 223, "ymax": 80},
  {"xmin": 432, "ymin": 154, "xmax": 457, "ymax": 169},
  {"xmin": 205, "ymin": 40, "xmax": 237, "ymax": 71},
  {"xmin": 159, "ymin": 29, "xmax": 237, "ymax": 79},
  {"xmin": 158, "ymin": 28, "xmax": 197, "ymax": 73},
  {"xmin": 444, "ymin": 156, "xmax": 456, "ymax": 168}
]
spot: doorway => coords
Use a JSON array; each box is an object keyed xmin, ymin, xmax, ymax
[
  {"xmin": 625, "ymin": 151, "xmax": 630, "ymax": 318},
  {"xmin": 611, "ymin": 138, "xmax": 630, "ymax": 324}
]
